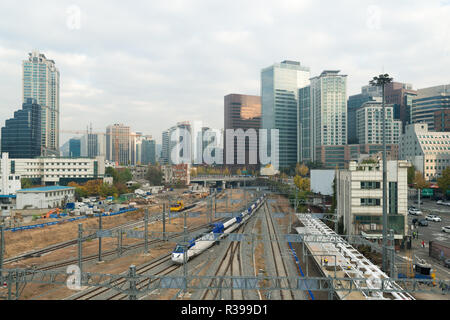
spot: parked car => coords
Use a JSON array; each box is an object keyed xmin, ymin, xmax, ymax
[
  {"xmin": 444, "ymin": 202, "xmax": 450, "ymax": 207},
  {"xmin": 436, "ymin": 200, "xmax": 444, "ymax": 205},
  {"xmin": 415, "ymin": 200, "xmax": 424, "ymax": 205},
  {"xmin": 442, "ymin": 226, "xmax": 450, "ymax": 233},
  {"xmin": 418, "ymin": 219, "xmax": 429, "ymax": 227},
  {"xmin": 426, "ymin": 214, "xmax": 442, "ymax": 222},
  {"xmin": 408, "ymin": 208, "xmax": 423, "ymax": 215},
  {"xmin": 444, "ymin": 259, "xmax": 450, "ymax": 268}
]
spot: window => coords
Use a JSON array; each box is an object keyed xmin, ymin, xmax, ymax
[
  {"xmin": 360, "ymin": 198, "xmax": 381, "ymax": 206},
  {"xmin": 361, "ymin": 181, "xmax": 380, "ymax": 189}
]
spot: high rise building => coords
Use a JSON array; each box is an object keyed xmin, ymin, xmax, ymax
[
  {"xmin": 1, "ymin": 98, "xmax": 41, "ymax": 158},
  {"xmin": 384, "ymin": 82, "xmax": 417, "ymax": 132},
  {"xmin": 434, "ymin": 109, "xmax": 450, "ymax": 132},
  {"xmin": 22, "ymin": 50, "xmax": 60, "ymax": 155},
  {"xmin": 69, "ymin": 138, "xmax": 81, "ymax": 157},
  {"xmin": 224, "ymin": 94, "xmax": 261, "ymax": 168},
  {"xmin": 161, "ymin": 122, "xmax": 192, "ymax": 165},
  {"xmin": 356, "ymin": 102, "xmax": 402, "ymax": 145},
  {"xmin": 261, "ymin": 60, "xmax": 310, "ymax": 169},
  {"xmin": 299, "ymin": 71, "xmax": 347, "ymax": 164},
  {"xmin": 106, "ymin": 124, "xmax": 131, "ymax": 165},
  {"xmin": 347, "ymin": 85, "xmax": 382, "ymax": 144},
  {"xmin": 141, "ymin": 138, "xmax": 156, "ymax": 165},
  {"xmin": 412, "ymin": 84, "xmax": 450, "ymax": 130},
  {"xmin": 161, "ymin": 129, "xmax": 171, "ymax": 165},
  {"xmin": 80, "ymin": 132, "xmax": 107, "ymax": 158}
]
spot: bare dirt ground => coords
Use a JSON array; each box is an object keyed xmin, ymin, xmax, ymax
[{"xmin": 7, "ymin": 189, "xmax": 249, "ymax": 300}]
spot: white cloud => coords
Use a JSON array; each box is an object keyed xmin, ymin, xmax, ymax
[{"xmin": 0, "ymin": 0, "xmax": 449, "ymax": 144}]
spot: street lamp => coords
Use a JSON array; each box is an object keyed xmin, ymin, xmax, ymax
[{"xmin": 369, "ymin": 74, "xmax": 393, "ymax": 274}]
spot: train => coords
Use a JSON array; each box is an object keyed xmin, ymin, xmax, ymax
[{"xmin": 171, "ymin": 194, "xmax": 266, "ymax": 264}]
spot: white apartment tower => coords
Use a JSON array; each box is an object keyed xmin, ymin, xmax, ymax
[
  {"xmin": 22, "ymin": 50, "xmax": 60, "ymax": 155},
  {"xmin": 311, "ymin": 71, "xmax": 347, "ymax": 160},
  {"xmin": 356, "ymin": 102, "xmax": 402, "ymax": 145}
]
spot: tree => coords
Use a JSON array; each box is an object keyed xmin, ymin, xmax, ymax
[
  {"xmin": 414, "ymin": 171, "xmax": 429, "ymax": 190},
  {"xmin": 296, "ymin": 163, "xmax": 309, "ymax": 177},
  {"xmin": 407, "ymin": 165, "xmax": 416, "ymax": 185},
  {"xmin": 21, "ymin": 178, "xmax": 33, "ymax": 189},
  {"xmin": 146, "ymin": 165, "xmax": 163, "ymax": 185},
  {"xmin": 294, "ymin": 175, "xmax": 310, "ymax": 192},
  {"xmin": 437, "ymin": 166, "xmax": 450, "ymax": 199}
]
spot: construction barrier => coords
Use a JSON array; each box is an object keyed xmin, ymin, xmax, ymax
[{"xmin": 6, "ymin": 208, "xmax": 138, "ymax": 232}]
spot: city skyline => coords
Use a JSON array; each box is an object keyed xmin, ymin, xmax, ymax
[{"xmin": 1, "ymin": 1, "xmax": 449, "ymax": 145}]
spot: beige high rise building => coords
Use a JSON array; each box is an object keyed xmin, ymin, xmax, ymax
[
  {"xmin": 106, "ymin": 124, "xmax": 131, "ymax": 165},
  {"xmin": 22, "ymin": 50, "xmax": 60, "ymax": 155}
]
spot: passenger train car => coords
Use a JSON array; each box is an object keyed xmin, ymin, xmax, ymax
[{"xmin": 171, "ymin": 195, "xmax": 266, "ymax": 264}]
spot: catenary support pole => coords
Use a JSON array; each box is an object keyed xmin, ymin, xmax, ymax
[
  {"xmin": 144, "ymin": 208, "xmax": 149, "ymax": 254},
  {"xmin": 98, "ymin": 212, "xmax": 103, "ymax": 262},
  {"xmin": 128, "ymin": 265, "xmax": 137, "ymax": 300},
  {"xmin": 78, "ymin": 223, "xmax": 83, "ymax": 282},
  {"xmin": 162, "ymin": 203, "xmax": 166, "ymax": 241},
  {"xmin": 0, "ymin": 224, "xmax": 4, "ymax": 282}
]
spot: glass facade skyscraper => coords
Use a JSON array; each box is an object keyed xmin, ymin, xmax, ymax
[
  {"xmin": 22, "ymin": 51, "xmax": 60, "ymax": 155},
  {"xmin": 261, "ymin": 60, "xmax": 310, "ymax": 169},
  {"xmin": 1, "ymin": 98, "xmax": 42, "ymax": 158},
  {"xmin": 69, "ymin": 138, "xmax": 81, "ymax": 157},
  {"xmin": 412, "ymin": 84, "xmax": 450, "ymax": 130}
]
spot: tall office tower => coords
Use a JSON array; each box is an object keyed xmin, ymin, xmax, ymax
[
  {"xmin": 129, "ymin": 132, "xmax": 141, "ymax": 165},
  {"xmin": 412, "ymin": 85, "xmax": 450, "ymax": 130},
  {"xmin": 69, "ymin": 138, "xmax": 81, "ymax": 157},
  {"xmin": 1, "ymin": 98, "xmax": 42, "ymax": 158},
  {"xmin": 347, "ymin": 85, "xmax": 382, "ymax": 144},
  {"xmin": 106, "ymin": 124, "xmax": 130, "ymax": 165},
  {"xmin": 80, "ymin": 132, "xmax": 106, "ymax": 158},
  {"xmin": 384, "ymin": 82, "xmax": 417, "ymax": 132},
  {"xmin": 434, "ymin": 109, "xmax": 450, "ymax": 132},
  {"xmin": 224, "ymin": 94, "xmax": 261, "ymax": 168},
  {"xmin": 141, "ymin": 137, "xmax": 156, "ymax": 165},
  {"xmin": 356, "ymin": 102, "xmax": 402, "ymax": 145},
  {"xmin": 309, "ymin": 70, "xmax": 347, "ymax": 162},
  {"xmin": 161, "ymin": 122, "xmax": 192, "ymax": 165},
  {"xmin": 155, "ymin": 144, "xmax": 162, "ymax": 162},
  {"xmin": 22, "ymin": 50, "xmax": 60, "ymax": 155},
  {"xmin": 161, "ymin": 130, "xmax": 170, "ymax": 165},
  {"xmin": 261, "ymin": 60, "xmax": 310, "ymax": 169}
]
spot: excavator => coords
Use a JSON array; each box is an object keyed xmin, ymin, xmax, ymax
[{"xmin": 41, "ymin": 208, "xmax": 62, "ymax": 219}]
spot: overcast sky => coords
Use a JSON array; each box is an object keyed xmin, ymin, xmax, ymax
[{"xmin": 0, "ymin": 0, "xmax": 449, "ymax": 145}]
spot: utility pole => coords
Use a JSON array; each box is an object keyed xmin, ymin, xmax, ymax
[
  {"xmin": 98, "ymin": 213, "xmax": 103, "ymax": 262},
  {"xmin": 183, "ymin": 210, "xmax": 188, "ymax": 294},
  {"xmin": 0, "ymin": 224, "xmax": 4, "ymax": 282},
  {"xmin": 144, "ymin": 208, "xmax": 149, "ymax": 254},
  {"xmin": 162, "ymin": 203, "xmax": 166, "ymax": 241},
  {"xmin": 78, "ymin": 223, "xmax": 83, "ymax": 283},
  {"xmin": 370, "ymin": 73, "xmax": 393, "ymax": 273}
]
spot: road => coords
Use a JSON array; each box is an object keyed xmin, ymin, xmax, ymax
[{"xmin": 402, "ymin": 197, "xmax": 450, "ymax": 280}]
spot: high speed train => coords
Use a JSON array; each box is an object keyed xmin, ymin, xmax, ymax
[{"xmin": 171, "ymin": 194, "xmax": 266, "ymax": 264}]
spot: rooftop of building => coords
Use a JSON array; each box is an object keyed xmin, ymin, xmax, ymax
[{"xmin": 17, "ymin": 186, "xmax": 75, "ymax": 193}]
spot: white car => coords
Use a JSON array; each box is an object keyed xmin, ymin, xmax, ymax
[
  {"xmin": 436, "ymin": 200, "xmax": 444, "ymax": 205},
  {"xmin": 426, "ymin": 215, "xmax": 441, "ymax": 222},
  {"xmin": 408, "ymin": 208, "xmax": 422, "ymax": 215},
  {"xmin": 442, "ymin": 226, "xmax": 450, "ymax": 233}
]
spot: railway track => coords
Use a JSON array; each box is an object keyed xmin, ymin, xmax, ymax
[
  {"xmin": 4, "ymin": 197, "xmax": 210, "ymax": 267},
  {"xmin": 72, "ymin": 254, "xmax": 179, "ymax": 300},
  {"xmin": 263, "ymin": 201, "xmax": 295, "ymax": 300}
]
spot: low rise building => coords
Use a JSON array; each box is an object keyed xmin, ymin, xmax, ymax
[
  {"xmin": 336, "ymin": 159, "xmax": 409, "ymax": 239},
  {"xmin": 162, "ymin": 164, "xmax": 190, "ymax": 185},
  {"xmin": 16, "ymin": 186, "xmax": 75, "ymax": 209},
  {"xmin": 0, "ymin": 152, "xmax": 105, "ymax": 185},
  {"xmin": 400, "ymin": 123, "xmax": 450, "ymax": 180}
]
